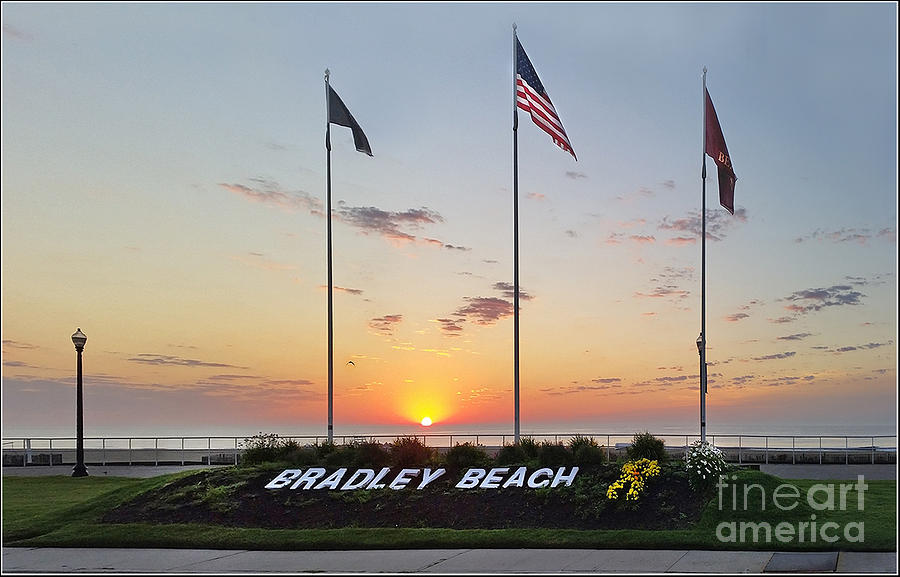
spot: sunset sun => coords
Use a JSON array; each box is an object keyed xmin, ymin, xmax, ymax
[{"xmin": 420, "ymin": 416, "xmax": 433, "ymax": 427}]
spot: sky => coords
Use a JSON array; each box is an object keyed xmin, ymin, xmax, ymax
[{"xmin": 1, "ymin": 2, "xmax": 897, "ymax": 439}]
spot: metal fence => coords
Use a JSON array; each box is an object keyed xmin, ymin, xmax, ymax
[{"xmin": 2, "ymin": 433, "xmax": 896, "ymax": 468}]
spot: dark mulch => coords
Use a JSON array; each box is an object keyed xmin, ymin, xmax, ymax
[{"xmin": 102, "ymin": 463, "xmax": 709, "ymax": 530}]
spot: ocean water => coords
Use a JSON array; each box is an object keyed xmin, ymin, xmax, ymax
[{"xmin": 4, "ymin": 419, "xmax": 895, "ymax": 442}]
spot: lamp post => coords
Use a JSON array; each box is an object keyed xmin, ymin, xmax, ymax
[
  {"xmin": 696, "ymin": 332, "xmax": 706, "ymax": 444},
  {"xmin": 71, "ymin": 328, "xmax": 88, "ymax": 477}
]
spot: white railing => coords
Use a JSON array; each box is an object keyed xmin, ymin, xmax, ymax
[{"xmin": 2, "ymin": 433, "xmax": 896, "ymax": 468}]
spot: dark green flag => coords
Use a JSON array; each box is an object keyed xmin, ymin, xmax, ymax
[{"xmin": 327, "ymin": 85, "xmax": 372, "ymax": 156}]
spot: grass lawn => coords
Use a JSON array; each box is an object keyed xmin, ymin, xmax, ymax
[{"xmin": 2, "ymin": 469, "xmax": 895, "ymax": 551}]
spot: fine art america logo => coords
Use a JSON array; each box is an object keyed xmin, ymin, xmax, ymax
[
  {"xmin": 715, "ymin": 474, "xmax": 868, "ymax": 544},
  {"xmin": 266, "ymin": 466, "xmax": 579, "ymax": 491}
]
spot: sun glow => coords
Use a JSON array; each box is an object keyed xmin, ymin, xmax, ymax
[{"xmin": 420, "ymin": 416, "xmax": 433, "ymax": 427}]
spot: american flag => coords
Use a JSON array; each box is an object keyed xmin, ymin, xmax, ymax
[{"xmin": 516, "ymin": 36, "xmax": 576, "ymax": 160}]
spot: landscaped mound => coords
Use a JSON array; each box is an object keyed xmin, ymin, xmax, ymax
[
  {"xmin": 102, "ymin": 463, "xmax": 707, "ymax": 530},
  {"xmin": 102, "ymin": 435, "xmax": 717, "ymax": 531}
]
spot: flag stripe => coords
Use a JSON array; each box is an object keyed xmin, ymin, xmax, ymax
[
  {"xmin": 517, "ymin": 79, "xmax": 567, "ymax": 137},
  {"xmin": 517, "ymin": 80, "xmax": 574, "ymax": 155},
  {"xmin": 515, "ymin": 36, "xmax": 576, "ymax": 159}
]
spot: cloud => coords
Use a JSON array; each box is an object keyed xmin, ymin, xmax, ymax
[
  {"xmin": 565, "ymin": 230, "xmax": 578, "ymax": 238},
  {"xmin": 661, "ymin": 180, "xmax": 676, "ymax": 190},
  {"xmin": 731, "ymin": 375, "xmax": 756, "ymax": 387},
  {"xmin": 526, "ymin": 192, "xmax": 546, "ymax": 201},
  {"xmin": 444, "ymin": 283, "xmax": 535, "ymax": 332},
  {"xmin": 493, "ymin": 282, "xmax": 534, "ymax": 301},
  {"xmin": 541, "ymin": 380, "xmax": 625, "ymax": 395},
  {"xmin": 630, "ymin": 235, "xmax": 656, "ymax": 244},
  {"xmin": 565, "ymin": 171, "xmax": 588, "ymax": 180},
  {"xmin": 844, "ymin": 273, "xmax": 893, "ymax": 287},
  {"xmin": 204, "ymin": 374, "xmax": 264, "ymax": 382},
  {"xmin": 3, "ymin": 360, "xmax": 35, "ymax": 368},
  {"xmin": 658, "ymin": 207, "xmax": 747, "ymax": 242},
  {"xmin": 2, "ymin": 25, "xmax": 31, "ymax": 40},
  {"xmin": 751, "ymin": 351, "xmax": 797, "ymax": 361},
  {"xmin": 456, "ymin": 387, "xmax": 502, "ymax": 404},
  {"xmin": 434, "ymin": 318, "xmax": 465, "ymax": 335},
  {"xmin": 443, "ymin": 243, "xmax": 472, "ymax": 251},
  {"xmin": 220, "ymin": 179, "xmax": 322, "ymax": 214},
  {"xmin": 334, "ymin": 203, "xmax": 444, "ymax": 243},
  {"xmin": 782, "ymin": 285, "xmax": 865, "ymax": 314},
  {"xmin": 725, "ymin": 312, "xmax": 750, "ymax": 322},
  {"xmin": 454, "ymin": 297, "xmax": 513, "ymax": 325},
  {"xmin": 127, "ymin": 354, "xmax": 246, "ymax": 369},
  {"xmin": 794, "ymin": 227, "xmax": 896, "ymax": 245},
  {"xmin": 769, "ymin": 316, "xmax": 796, "ymax": 324},
  {"xmin": 822, "ymin": 340, "xmax": 894, "ymax": 354},
  {"xmin": 665, "ymin": 237, "xmax": 697, "ymax": 246},
  {"xmin": 650, "ymin": 266, "xmax": 693, "ymax": 281},
  {"xmin": 224, "ymin": 179, "xmax": 452, "ymax": 246},
  {"xmin": 618, "ymin": 218, "xmax": 647, "ymax": 229},
  {"xmin": 654, "ymin": 375, "xmax": 692, "ymax": 383},
  {"xmin": 232, "ymin": 253, "xmax": 298, "ymax": 273},
  {"xmin": 369, "ymin": 314, "xmax": 403, "ymax": 336},
  {"xmin": 778, "ymin": 333, "xmax": 813, "ymax": 341},
  {"xmin": 634, "ymin": 286, "xmax": 690, "ymax": 300},
  {"xmin": 320, "ymin": 285, "xmax": 364, "ymax": 296},
  {"xmin": 877, "ymin": 228, "xmax": 896, "ymax": 242},
  {"xmin": 2, "ymin": 340, "xmax": 38, "ymax": 350}
]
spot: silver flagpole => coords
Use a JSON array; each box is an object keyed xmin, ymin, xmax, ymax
[
  {"xmin": 325, "ymin": 68, "xmax": 334, "ymax": 444},
  {"xmin": 512, "ymin": 23, "xmax": 521, "ymax": 445},
  {"xmin": 699, "ymin": 67, "xmax": 708, "ymax": 445}
]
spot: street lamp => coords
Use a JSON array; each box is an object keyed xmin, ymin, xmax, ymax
[
  {"xmin": 71, "ymin": 328, "xmax": 88, "ymax": 477},
  {"xmin": 696, "ymin": 332, "xmax": 706, "ymax": 444}
]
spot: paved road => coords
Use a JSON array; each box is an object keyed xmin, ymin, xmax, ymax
[
  {"xmin": 1, "ymin": 547, "xmax": 896, "ymax": 573},
  {"xmin": 758, "ymin": 464, "xmax": 896, "ymax": 480},
  {"xmin": 1, "ymin": 464, "xmax": 224, "ymax": 478}
]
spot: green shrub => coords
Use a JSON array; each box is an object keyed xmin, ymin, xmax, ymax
[
  {"xmin": 444, "ymin": 442, "xmax": 491, "ymax": 472},
  {"xmin": 519, "ymin": 437, "xmax": 539, "ymax": 459},
  {"xmin": 495, "ymin": 443, "xmax": 528, "ymax": 466},
  {"xmin": 316, "ymin": 441, "xmax": 337, "ymax": 460},
  {"xmin": 538, "ymin": 441, "xmax": 573, "ymax": 467},
  {"xmin": 278, "ymin": 441, "xmax": 318, "ymax": 466},
  {"xmin": 567, "ymin": 435, "xmax": 598, "ymax": 453},
  {"xmin": 573, "ymin": 443, "xmax": 606, "ymax": 466},
  {"xmin": 390, "ymin": 436, "xmax": 434, "ymax": 467},
  {"xmin": 627, "ymin": 431, "xmax": 668, "ymax": 462},
  {"xmin": 240, "ymin": 432, "xmax": 283, "ymax": 465},
  {"xmin": 350, "ymin": 440, "xmax": 391, "ymax": 468},
  {"xmin": 324, "ymin": 444, "xmax": 359, "ymax": 467}
]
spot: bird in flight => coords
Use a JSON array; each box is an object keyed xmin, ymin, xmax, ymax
[{"xmin": 347, "ymin": 360, "xmax": 355, "ymax": 366}]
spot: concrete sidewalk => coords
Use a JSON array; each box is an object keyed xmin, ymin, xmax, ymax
[{"xmin": 2, "ymin": 547, "xmax": 897, "ymax": 573}]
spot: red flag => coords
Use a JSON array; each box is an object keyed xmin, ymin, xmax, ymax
[{"xmin": 705, "ymin": 88, "xmax": 736, "ymax": 214}]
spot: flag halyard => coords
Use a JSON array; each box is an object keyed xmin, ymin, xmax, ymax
[{"xmin": 515, "ymin": 36, "xmax": 576, "ymax": 160}]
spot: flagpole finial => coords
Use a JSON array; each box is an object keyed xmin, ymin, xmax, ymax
[
  {"xmin": 703, "ymin": 66, "xmax": 707, "ymax": 74},
  {"xmin": 325, "ymin": 68, "xmax": 330, "ymax": 81},
  {"xmin": 513, "ymin": 22, "xmax": 517, "ymax": 31}
]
